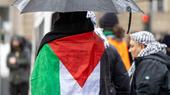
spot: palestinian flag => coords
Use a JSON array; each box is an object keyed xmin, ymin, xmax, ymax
[
  {"xmin": 31, "ymin": 32, "xmax": 129, "ymax": 95},
  {"xmin": 31, "ymin": 32, "xmax": 106, "ymax": 95}
]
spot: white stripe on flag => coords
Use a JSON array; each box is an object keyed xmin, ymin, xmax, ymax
[{"xmin": 60, "ymin": 61, "xmax": 100, "ymax": 95}]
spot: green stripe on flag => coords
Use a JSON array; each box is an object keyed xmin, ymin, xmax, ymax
[{"xmin": 31, "ymin": 44, "xmax": 60, "ymax": 95}]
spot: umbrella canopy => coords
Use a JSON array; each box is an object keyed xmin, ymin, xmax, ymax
[{"xmin": 13, "ymin": 0, "xmax": 143, "ymax": 13}]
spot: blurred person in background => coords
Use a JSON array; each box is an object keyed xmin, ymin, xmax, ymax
[
  {"xmin": 99, "ymin": 13, "xmax": 131, "ymax": 71},
  {"xmin": 6, "ymin": 35, "xmax": 31, "ymax": 95},
  {"xmin": 160, "ymin": 34, "xmax": 170, "ymax": 56},
  {"xmin": 129, "ymin": 31, "xmax": 170, "ymax": 95}
]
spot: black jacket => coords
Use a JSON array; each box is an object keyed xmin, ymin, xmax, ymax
[
  {"xmin": 7, "ymin": 36, "xmax": 31, "ymax": 84},
  {"xmin": 7, "ymin": 50, "xmax": 30, "ymax": 84},
  {"xmin": 100, "ymin": 46, "xmax": 130, "ymax": 95},
  {"xmin": 130, "ymin": 52, "xmax": 170, "ymax": 95}
]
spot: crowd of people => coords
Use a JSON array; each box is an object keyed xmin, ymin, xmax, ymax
[
  {"xmin": 29, "ymin": 11, "xmax": 170, "ymax": 95},
  {"xmin": 4, "ymin": 12, "xmax": 170, "ymax": 95}
]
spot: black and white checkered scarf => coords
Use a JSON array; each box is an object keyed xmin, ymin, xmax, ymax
[
  {"xmin": 128, "ymin": 31, "xmax": 167, "ymax": 76},
  {"xmin": 130, "ymin": 31, "xmax": 167, "ymax": 57}
]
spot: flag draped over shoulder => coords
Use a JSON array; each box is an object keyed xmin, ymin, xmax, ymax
[
  {"xmin": 31, "ymin": 32, "xmax": 105, "ymax": 95},
  {"xmin": 31, "ymin": 12, "xmax": 130, "ymax": 95}
]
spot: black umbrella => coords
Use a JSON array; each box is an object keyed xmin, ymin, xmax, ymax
[
  {"xmin": 13, "ymin": 0, "xmax": 143, "ymax": 33},
  {"xmin": 13, "ymin": 0, "xmax": 143, "ymax": 13}
]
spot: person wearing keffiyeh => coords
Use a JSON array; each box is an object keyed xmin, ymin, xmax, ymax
[{"xmin": 128, "ymin": 31, "xmax": 170, "ymax": 95}]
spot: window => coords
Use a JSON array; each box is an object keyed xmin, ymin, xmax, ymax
[
  {"xmin": 152, "ymin": 0, "xmax": 168, "ymax": 12},
  {"xmin": 157, "ymin": 0, "xmax": 163, "ymax": 12},
  {"xmin": 0, "ymin": 7, "xmax": 9, "ymax": 22},
  {"xmin": 0, "ymin": 7, "xmax": 9, "ymax": 43},
  {"xmin": 0, "ymin": 7, "xmax": 9, "ymax": 31}
]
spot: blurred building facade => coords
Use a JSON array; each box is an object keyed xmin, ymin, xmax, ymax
[
  {"xmin": 0, "ymin": 0, "xmax": 34, "ymax": 43},
  {"xmin": 0, "ymin": 1, "xmax": 34, "ymax": 95},
  {"xmin": 118, "ymin": 0, "xmax": 170, "ymax": 35}
]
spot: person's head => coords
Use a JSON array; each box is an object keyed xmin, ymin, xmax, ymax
[
  {"xmin": 129, "ymin": 31, "xmax": 155, "ymax": 58},
  {"xmin": 99, "ymin": 13, "xmax": 119, "ymax": 30},
  {"xmin": 10, "ymin": 35, "xmax": 23, "ymax": 52},
  {"xmin": 51, "ymin": 11, "xmax": 94, "ymax": 32},
  {"xmin": 52, "ymin": 12, "xmax": 88, "ymax": 25},
  {"xmin": 99, "ymin": 13, "xmax": 125, "ymax": 39}
]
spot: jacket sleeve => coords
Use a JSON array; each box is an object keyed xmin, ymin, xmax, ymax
[
  {"xmin": 16, "ymin": 51, "xmax": 30, "ymax": 67},
  {"xmin": 135, "ymin": 59, "xmax": 168, "ymax": 95},
  {"xmin": 109, "ymin": 46, "xmax": 130, "ymax": 95}
]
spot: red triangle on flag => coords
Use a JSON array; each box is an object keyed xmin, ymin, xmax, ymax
[{"xmin": 48, "ymin": 32, "xmax": 104, "ymax": 87}]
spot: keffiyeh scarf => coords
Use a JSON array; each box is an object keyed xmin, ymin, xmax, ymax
[{"xmin": 128, "ymin": 31, "xmax": 167, "ymax": 76}]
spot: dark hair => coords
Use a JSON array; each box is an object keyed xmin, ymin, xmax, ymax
[{"xmin": 10, "ymin": 35, "xmax": 24, "ymax": 52}]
